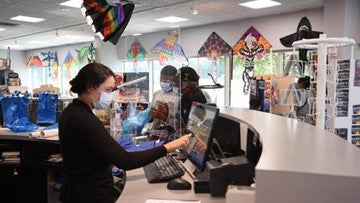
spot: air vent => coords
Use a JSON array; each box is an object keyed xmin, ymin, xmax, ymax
[{"xmin": 0, "ymin": 21, "xmax": 20, "ymax": 27}]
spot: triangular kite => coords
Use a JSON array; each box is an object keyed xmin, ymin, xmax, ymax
[
  {"xmin": 151, "ymin": 31, "xmax": 187, "ymax": 65},
  {"xmin": 27, "ymin": 56, "xmax": 43, "ymax": 67},
  {"xmin": 127, "ymin": 38, "xmax": 147, "ymax": 66},
  {"xmin": 198, "ymin": 32, "xmax": 232, "ymax": 60}
]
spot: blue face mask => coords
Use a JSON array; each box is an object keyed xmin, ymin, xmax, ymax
[
  {"xmin": 91, "ymin": 90, "xmax": 115, "ymax": 109},
  {"xmin": 160, "ymin": 82, "xmax": 172, "ymax": 93}
]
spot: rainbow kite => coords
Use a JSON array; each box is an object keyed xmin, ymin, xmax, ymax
[
  {"xmin": 127, "ymin": 38, "xmax": 147, "ymax": 66},
  {"xmin": 41, "ymin": 51, "xmax": 57, "ymax": 77},
  {"xmin": 151, "ymin": 32, "xmax": 187, "ymax": 65},
  {"xmin": 81, "ymin": 0, "xmax": 134, "ymax": 45}
]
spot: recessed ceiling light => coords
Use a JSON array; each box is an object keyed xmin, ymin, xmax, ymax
[
  {"xmin": 239, "ymin": 0, "xmax": 281, "ymax": 9},
  {"xmin": 170, "ymin": 25, "xmax": 180, "ymax": 28},
  {"xmin": 29, "ymin": 40, "xmax": 49, "ymax": 44},
  {"xmin": 4, "ymin": 44, "xmax": 23, "ymax": 49},
  {"xmin": 10, "ymin": 15, "xmax": 45, "ymax": 23},
  {"xmin": 59, "ymin": 0, "xmax": 82, "ymax": 8},
  {"xmin": 155, "ymin": 16, "xmax": 189, "ymax": 23},
  {"xmin": 132, "ymin": 33, "xmax": 142, "ymax": 36},
  {"xmin": 0, "ymin": 28, "xmax": 6, "ymax": 31}
]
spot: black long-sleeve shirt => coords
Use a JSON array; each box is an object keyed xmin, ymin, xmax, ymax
[{"xmin": 59, "ymin": 99, "xmax": 167, "ymax": 202}]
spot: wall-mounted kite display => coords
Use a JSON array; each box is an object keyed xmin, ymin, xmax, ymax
[
  {"xmin": 76, "ymin": 43, "xmax": 96, "ymax": 64},
  {"xmin": 127, "ymin": 38, "xmax": 147, "ymax": 67},
  {"xmin": 64, "ymin": 51, "xmax": 75, "ymax": 80},
  {"xmin": 81, "ymin": 0, "xmax": 134, "ymax": 45},
  {"xmin": 198, "ymin": 32, "xmax": 232, "ymax": 81},
  {"xmin": 233, "ymin": 26, "xmax": 272, "ymax": 94},
  {"xmin": 151, "ymin": 31, "xmax": 187, "ymax": 65},
  {"xmin": 26, "ymin": 56, "xmax": 43, "ymax": 67},
  {"xmin": 280, "ymin": 16, "xmax": 323, "ymax": 74}
]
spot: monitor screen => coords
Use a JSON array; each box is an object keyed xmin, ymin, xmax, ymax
[{"xmin": 186, "ymin": 102, "xmax": 219, "ymax": 171}]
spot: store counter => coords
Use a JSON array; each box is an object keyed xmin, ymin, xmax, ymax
[
  {"xmin": 0, "ymin": 130, "xmax": 62, "ymax": 202},
  {"xmin": 119, "ymin": 108, "xmax": 360, "ymax": 203}
]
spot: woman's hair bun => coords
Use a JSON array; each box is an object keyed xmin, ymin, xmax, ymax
[{"xmin": 70, "ymin": 76, "xmax": 80, "ymax": 93}]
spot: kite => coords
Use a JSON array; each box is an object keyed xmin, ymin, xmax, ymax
[
  {"xmin": 151, "ymin": 31, "xmax": 187, "ymax": 65},
  {"xmin": 26, "ymin": 56, "xmax": 43, "ymax": 67},
  {"xmin": 127, "ymin": 38, "xmax": 147, "ymax": 67},
  {"xmin": 64, "ymin": 51, "xmax": 75, "ymax": 79},
  {"xmin": 233, "ymin": 26, "xmax": 272, "ymax": 94},
  {"xmin": 76, "ymin": 43, "xmax": 96, "ymax": 64},
  {"xmin": 280, "ymin": 16, "xmax": 323, "ymax": 74},
  {"xmin": 81, "ymin": 0, "xmax": 134, "ymax": 45},
  {"xmin": 198, "ymin": 32, "xmax": 232, "ymax": 81},
  {"xmin": 40, "ymin": 51, "xmax": 57, "ymax": 77}
]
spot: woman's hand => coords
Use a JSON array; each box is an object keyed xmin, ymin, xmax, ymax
[{"xmin": 164, "ymin": 134, "xmax": 191, "ymax": 153}]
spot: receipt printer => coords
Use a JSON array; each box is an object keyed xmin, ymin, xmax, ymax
[{"xmin": 206, "ymin": 156, "xmax": 254, "ymax": 197}]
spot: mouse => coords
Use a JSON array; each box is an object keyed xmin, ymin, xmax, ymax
[{"xmin": 167, "ymin": 178, "xmax": 192, "ymax": 190}]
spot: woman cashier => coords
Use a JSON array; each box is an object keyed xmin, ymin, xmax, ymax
[{"xmin": 59, "ymin": 63, "xmax": 190, "ymax": 203}]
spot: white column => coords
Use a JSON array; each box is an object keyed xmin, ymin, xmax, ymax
[{"xmin": 316, "ymin": 34, "xmax": 328, "ymax": 129}]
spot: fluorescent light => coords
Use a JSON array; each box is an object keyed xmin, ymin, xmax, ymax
[
  {"xmin": 170, "ymin": 25, "xmax": 180, "ymax": 28},
  {"xmin": 60, "ymin": 35, "xmax": 84, "ymax": 39},
  {"xmin": 0, "ymin": 28, "xmax": 5, "ymax": 31},
  {"xmin": 132, "ymin": 33, "xmax": 142, "ymax": 36},
  {"xmin": 60, "ymin": 0, "xmax": 82, "ymax": 8},
  {"xmin": 29, "ymin": 40, "xmax": 49, "ymax": 44},
  {"xmin": 10, "ymin": 15, "xmax": 45, "ymax": 23},
  {"xmin": 155, "ymin": 16, "xmax": 189, "ymax": 23},
  {"xmin": 239, "ymin": 0, "xmax": 281, "ymax": 9},
  {"xmin": 3, "ymin": 44, "xmax": 23, "ymax": 49}
]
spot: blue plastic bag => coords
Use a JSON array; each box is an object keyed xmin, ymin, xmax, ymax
[
  {"xmin": 122, "ymin": 105, "xmax": 151, "ymax": 135},
  {"xmin": 9, "ymin": 117, "xmax": 38, "ymax": 132},
  {"xmin": 1, "ymin": 92, "xmax": 30, "ymax": 128},
  {"xmin": 37, "ymin": 91, "xmax": 58, "ymax": 124}
]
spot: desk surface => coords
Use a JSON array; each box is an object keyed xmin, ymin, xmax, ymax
[
  {"xmin": 119, "ymin": 108, "xmax": 360, "ymax": 203},
  {"xmin": 118, "ymin": 168, "xmax": 225, "ymax": 203}
]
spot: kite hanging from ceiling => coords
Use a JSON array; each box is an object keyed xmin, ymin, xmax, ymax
[
  {"xmin": 40, "ymin": 51, "xmax": 58, "ymax": 77},
  {"xmin": 26, "ymin": 56, "xmax": 43, "ymax": 67},
  {"xmin": 127, "ymin": 38, "xmax": 147, "ymax": 67},
  {"xmin": 233, "ymin": 26, "xmax": 272, "ymax": 94},
  {"xmin": 151, "ymin": 31, "xmax": 188, "ymax": 65},
  {"xmin": 279, "ymin": 16, "xmax": 323, "ymax": 75},
  {"xmin": 76, "ymin": 43, "xmax": 96, "ymax": 64},
  {"xmin": 64, "ymin": 51, "xmax": 75, "ymax": 80},
  {"xmin": 198, "ymin": 32, "xmax": 232, "ymax": 81},
  {"xmin": 81, "ymin": 0, "xmax": 134, "ymax": 45}
]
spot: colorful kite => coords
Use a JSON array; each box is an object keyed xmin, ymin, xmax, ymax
[
  {"xmin": 41, "ymin": 51, "xmax": 57, "ymax": 77},
  {"xmin": 233, "ymin": 26, "xmax": 272, "ymax": 94},
  {"xmin": 151, "ymin": 31, "xmax": 187, "ymax": 65},
  {"xmin": 76, "ymin": 43, "xmax": 96, "ymax": 64},
  {"xmin": 26, "ymin": 56, "xmax": 43, "ymax": 67},
  {"xmin": 81, "ymin": 0, "xmax": 134, "ymax": 45},
  {"xmin": 64, "ymin": 51, "xmax": 75, "ymax": 79},
  {"xmin": 127, "ymin": 38, "xmax": 147, "ymax": 66},
  {"xmin": 53, "ymin": 52, "xmax": 59, "ymax": 79},
  {"xmin": 198, "ymin": 32, "xmax": 232, "ymax": 80}
]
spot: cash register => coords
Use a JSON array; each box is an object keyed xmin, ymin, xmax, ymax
[{"xmin": 143, "ymin": 102, "xmax": 255, "ymax": 196}]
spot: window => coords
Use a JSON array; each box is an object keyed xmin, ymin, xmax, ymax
[
  {"xmin": 230, "ymin": 53, "xmax": 278, "ymax": 108},
  {"xmin": 188, "ymin": 57, "xmax": 226, "ymax": 107},
  {"xmin": 31, "ymin": 67, "xmax": 45, "ymax": 91}
]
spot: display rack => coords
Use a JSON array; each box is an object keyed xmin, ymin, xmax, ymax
[{"xmin": 292, "ymin": 34, "xmax": 356, "ymax": 134}]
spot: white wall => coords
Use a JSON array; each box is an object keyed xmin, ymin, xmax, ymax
[{"xmin": 117, "ymin": 7, "xmax": 324, "ymax": 60}]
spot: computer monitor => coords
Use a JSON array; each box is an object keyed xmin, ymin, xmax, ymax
[{"xmin": 185, "ymin": 102, "xmax": 219, "ymax": 171}]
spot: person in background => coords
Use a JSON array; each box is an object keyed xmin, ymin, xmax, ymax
[
  {"xmin": 59, "ymin": 63, "xmax": 190, "ymax": 203},
  {"xmin": 177, "ymin": 67, "xmax": 207, "ymax": 125},
  {"xmin": 296, "ymin": 76, "xmax": 314, "ymax": 125},
  {"xmin": 150, "ymin": 65, "xmax": 179, "ymax": 131}
]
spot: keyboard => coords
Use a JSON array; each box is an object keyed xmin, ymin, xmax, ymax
[{"xmin": 143, "ymin": 155, "xmax": 185, "ymax": 183}]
